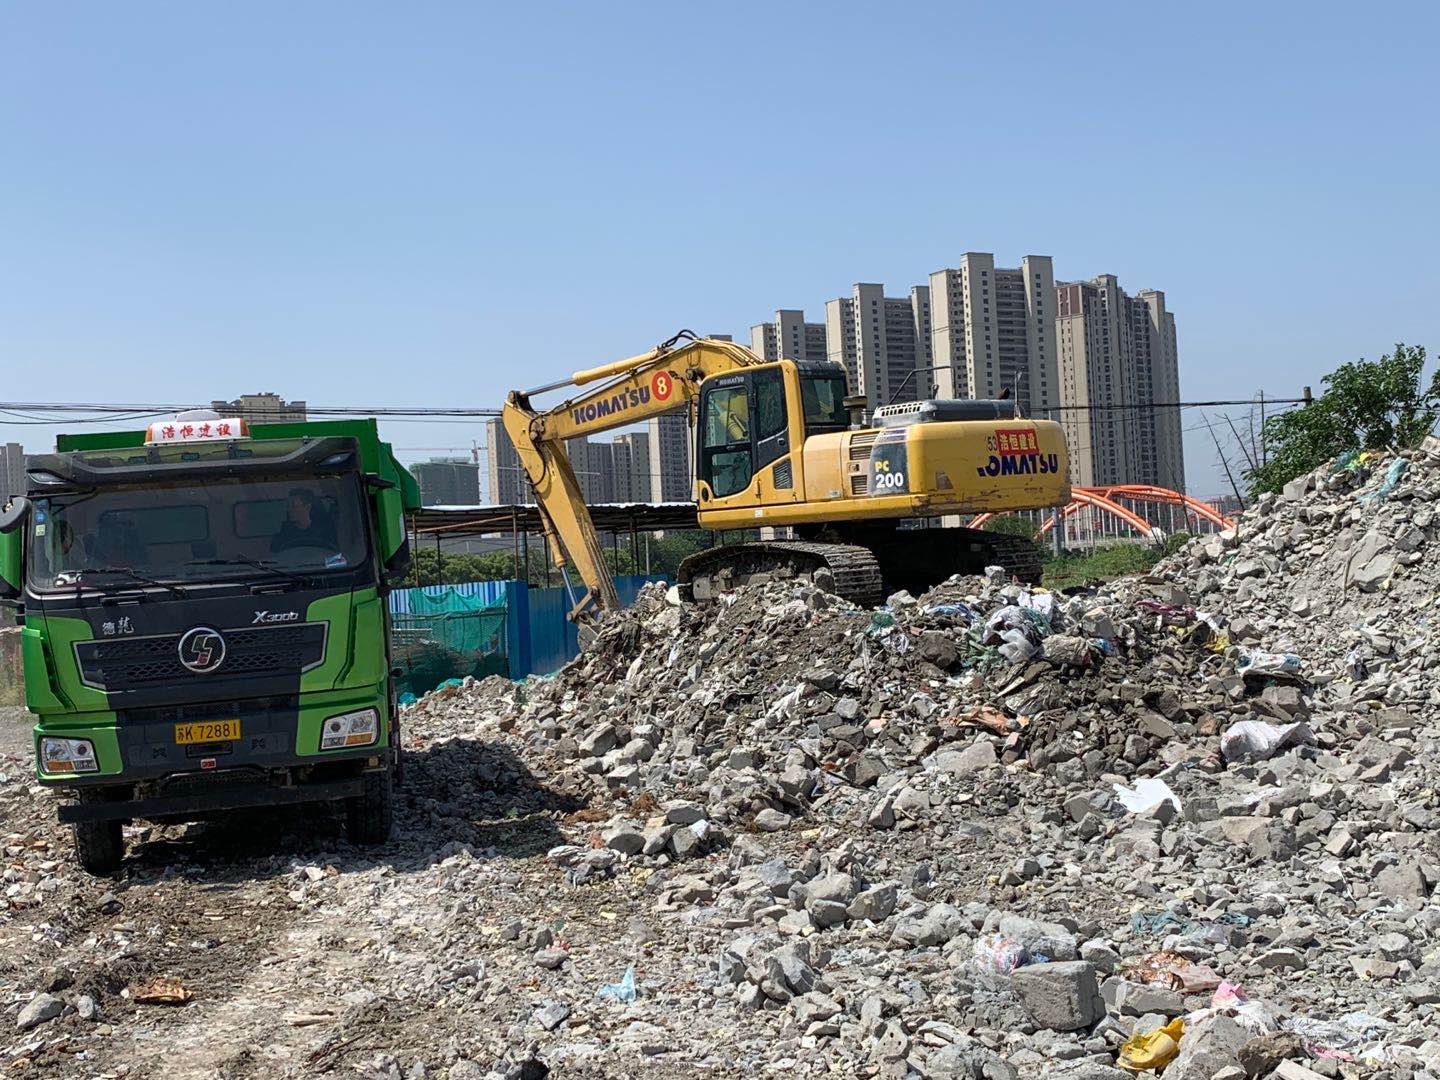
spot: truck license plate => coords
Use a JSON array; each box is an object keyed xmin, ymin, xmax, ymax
[{"xmin": 174, "ymin": 720, "xmax": 241, "ymax": 745}]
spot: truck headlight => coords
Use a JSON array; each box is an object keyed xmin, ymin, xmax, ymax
[
  {"xmin": 321, "ymin": 708, "xmax": 378, "ymax": 749},
  {"xmin": 40, "ymin": 737, "xmax": 99, "ymax": 774}
]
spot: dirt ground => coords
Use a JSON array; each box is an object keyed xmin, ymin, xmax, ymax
[{"xmin": 0, "ymin": 705, "xmax": 724, "ymax": 1080}]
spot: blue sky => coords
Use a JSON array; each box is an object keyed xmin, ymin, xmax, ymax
[{"xmin": 2, "ymin": 1, "xmax": 1437, "ymax": 496}]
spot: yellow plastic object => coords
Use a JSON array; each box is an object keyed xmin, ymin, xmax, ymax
[{"xmin": 1118, "ymin": 1018, "xmax": 1184, "ymax": 1072}]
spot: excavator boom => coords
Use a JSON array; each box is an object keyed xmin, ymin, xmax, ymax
[{"xmin": 502, "ymin": 332, "xmax": 762, "ymax": 620}]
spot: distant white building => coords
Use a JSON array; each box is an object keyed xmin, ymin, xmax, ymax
[
  {"xmin": 647, "ymin": 413, "xmax": 691, "ymax": 502},
  {"xmin": 1, "ymin": 442, "xmax": 25, "ymax": 501}
]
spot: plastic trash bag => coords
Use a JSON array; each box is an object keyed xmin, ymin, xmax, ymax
[
  {"xmin": 1359, "ymin": 457, "xmax": 1408, "ymax": 504},
  {"xmin": 982, "ymin": 606, "xmax": 1030, "ymax": 644},
  {"xmin": 1114, "ymin": 777, "xmax": 1182, "ymax": 815},
  {"xmin": 1122, "ymin": 951, "xmax": 1221, "ymax": 993},
  {"xmin": 1220, "ymin": 719, "xmax": 1316, "ymax": 762},
  {"xmin": 998, "ymin": 627, "xmax": 1038, "ymax": 664},
  {"xmin": 1237, "ymin": 650, "xmax": 1302, "ymax": 675},
  {"xmin": 1118, "ymin": 1018, "xmax": 1184, "ymax": 1072},
  {"xmin": 1018, "ymin": 591, "xmax": 1056, "ymax": 622},
  {"xmin": 971, "ymin": 935, "xmax": 1029, "ymax": 974},
  {"xmin": 596, "ymin": 965, "xmax": 636, "ymax": 1003}
]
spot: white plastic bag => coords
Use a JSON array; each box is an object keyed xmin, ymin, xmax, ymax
[{"xmin": 1220, "ymin": 719, "xmax": 1315, "ymax": 762}]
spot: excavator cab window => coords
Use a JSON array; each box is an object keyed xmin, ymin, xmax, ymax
[
  {"xmin": 700, "ymin": 381, "xmax": 752, "ymax": 497},
  {"xmin": 801, "ymin": 373, "xmax": 849, "ymax": 434},
  {"xmin": 699, "ymin": 368, "xmax": 793, "ymax": 499}
]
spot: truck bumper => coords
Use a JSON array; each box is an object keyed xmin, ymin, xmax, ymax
[{"xmin": 57, "ymin": 776, "xmax": 368, "ymax": 823}]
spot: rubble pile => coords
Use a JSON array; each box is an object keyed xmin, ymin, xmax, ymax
[
  {"xmin": 395, "ymin": 439, "xmax": 1440, "ymax": 1077},
  {"xmin": 408, "ymin": 566, "xmax": 1228, "ymax": 860},
  {"xmin": 1, "ymin": 441, "xmax": 1436, "ymax": 1079}
]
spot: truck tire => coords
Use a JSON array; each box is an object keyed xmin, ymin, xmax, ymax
[
  {"xmin": 72, "ymin": 790, "xmax": 124, "ymax": 875},
  {"xmin": 345, "ymin": 770, "xmax": 393, "ymax": 845}
]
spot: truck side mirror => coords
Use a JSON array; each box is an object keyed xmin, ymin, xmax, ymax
[
  {"xmin": 0, "ymin": 497, "xmax": 29, "ymax": 535},
  {"xmin": 0, "ymin": 497, "xmax": 28, "ymax": 602}
]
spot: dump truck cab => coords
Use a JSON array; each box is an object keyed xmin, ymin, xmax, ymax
[{"xmin": 0, "ymin": 416, "xmax": 418, "ymax": 873}]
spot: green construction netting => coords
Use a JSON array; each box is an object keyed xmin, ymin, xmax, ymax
[{"xmin": 392, "ymin": 588, "xmax": 508, "ymax": 698}]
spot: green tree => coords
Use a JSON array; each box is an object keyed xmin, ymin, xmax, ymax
[
  {"xmin": 981, "ymin": 514, "xmax": 1040, "ymax": 541},
  {"xmin": 1247, "ymin": 343, "xmax": 1438, "ymax": 494}
]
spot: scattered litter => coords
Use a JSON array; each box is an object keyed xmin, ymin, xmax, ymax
[
  {"xmin": 971, "ymin": 935, "xmax": 1029, "ymax": 974},
  {"xmin": 1237, "ymin": 650, "xmax": 1303, "ymax": 676},
  {"xmin": 129, "ymin": 977, "xmax": 194, "ymax": 1005},
  {"xmin": 1117, "ymin": 1017, "xmax": 1184, "ymax": 1071},
  {"xmin": 1113, "ymin": 777, "xmax": 1181, "ymax": 816},
  {"xmin": 1120, "ymin": 951, "xmax": 1221, "ymax": 993},
  {"xmin": 1220, "ymin": 719, "xmax": 1316, "ymax": 762},
  {"xmin": 1359, "ymin": 457, "xmax": 1408, "ymax": 503},
  {"xmin": 596, "ymin": 965, "xmax": 636, "ymax": 1003}
]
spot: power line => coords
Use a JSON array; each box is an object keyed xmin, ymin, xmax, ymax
[
  {"xmin": 0, "ymin": 394, "xmax": 1310, "ymax": 420},
  {"xmin": 0, "ymin": 401, "xmax": 502, "ymax": 418}
]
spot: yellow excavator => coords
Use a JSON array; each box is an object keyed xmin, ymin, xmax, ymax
[{"xmin": 503, "ymin": 331, "xmax": 1070, "ymax": 620}]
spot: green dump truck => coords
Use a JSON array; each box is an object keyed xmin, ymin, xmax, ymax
[{"xmin": 0, "ymin": 415, "xmax": 419, "ymax": 873}]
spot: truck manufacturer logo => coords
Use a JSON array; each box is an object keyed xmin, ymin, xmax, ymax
[
  {"xmin": 253, "ymin": 610, "xmax": 299, "ymax": 624},
  {"xmin": 178, "ymin": 627, "xmax": 227, "ymax": 673}
]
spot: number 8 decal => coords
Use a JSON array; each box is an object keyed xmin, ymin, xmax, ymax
[{"xmin": 651, "ymin": 370, "xmax": 674, "ymax": 401}]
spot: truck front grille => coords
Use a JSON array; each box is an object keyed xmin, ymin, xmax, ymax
[{"xmin": 75, "ymin": 623, "xmax": 327, "ymax": 691}]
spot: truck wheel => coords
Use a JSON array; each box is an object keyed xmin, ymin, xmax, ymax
[
  {"xmin": 345, "ymin": 770, "xmax": 393, "ymax": 845},
  {"xmin": 72, "ymin": 790, "xmax": 125, "ymax": 875}
]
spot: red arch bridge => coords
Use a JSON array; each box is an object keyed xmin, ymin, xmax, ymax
[{"xmin": 970, "ymin": 484, "xmax": 1235, "ymax": 546}]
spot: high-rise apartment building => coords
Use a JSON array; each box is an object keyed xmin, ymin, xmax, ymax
[
  {"xmin": 749, "ymin": 310, "xmax": 828, "ymax": 364},
  {"xmin": 210, "ymin": 392, "xmax": 308, "ymax": 425},
  {"xmin": 647, "ymin": 413, "xmax": 691, "ymax": 502},
  {"xmin": 824, "ymin": 284, "xmax": 932, "ymax": 408},
  {"xmin": 484, "ymin": 419, "xmax": 531, "ymax": 504},
  {"xmin": 1055, "ymin": 275, "xmax": 1184, "ymax": 491},
  {"xmin": 610, "ymin": 433, "xmax": 653, "ymax": 504},
  {"xmin": 564, "ymin": 436, "xmax": 616, "ymax": 504},
  {"xmin": 928, "ymin": 254, "xmax": 1056, "ymax": 417},
  {"xmin": 1, "ymin": 442, "xmax": 25, "ymax": 501},
  {"xmin": 410, "ymin": 457, "xmax": 481, "ymax": 506}
]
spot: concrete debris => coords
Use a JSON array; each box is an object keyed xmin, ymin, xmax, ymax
[{"xmin": 5, "ymin": 446, "xmax": 1440, "ymax": 1076}]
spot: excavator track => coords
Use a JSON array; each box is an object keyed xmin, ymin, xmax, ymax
[
  {"xmin": 798, "ymin": 523, "xmax": 1046, "ymax": 594},
  {"xmin": 678, "ymin": 541, "xmax": 885, "ymax": 608}
]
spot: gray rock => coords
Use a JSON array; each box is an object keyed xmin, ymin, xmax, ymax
[
  {"xmin": 1375, "ymin": 860, "xmax": 1429, "ymax": 899},
  {"xmin": 1009, "ymin": 961, "xmax": 1103, "ymax": 1031},
  {"xmin": 1166, "ymin": 1012, "xmax": 1248, "ymax": 1079},
  {"xmin": 933, "ymin": 739, "xmax": 997, "ymax": 775},
  {"xmin": 1352, "ymin": 552, "xmax": 1395, "ymax": 592},
  {"xmin": 534, "ymin": 948, "xmax": 568, "ymax": 970},
  {"xmin": 753, "ymin": 808, "xmax": 792, "ymax": 832},
  {"xmin": 16, "ymin": 993, "xmax": 64, "ymax": 1031},
  {"xmin": 847, "ymin": 882, "xmax": 899, "ymax": 923},
  {"xmin": 1114, "ymin": 980, "xmax": 1184, "ymax": 1017},
  {"xmin": 533, "ymin": 1002, "xmax": 570, "ymax": 1031},
  {"xmin": 997, "ymin": 914, "xmax": 1078, "ymax": 961},
  {"xmin": 603, "ymin": 823, "xmax": 645, "ymax": 856}
]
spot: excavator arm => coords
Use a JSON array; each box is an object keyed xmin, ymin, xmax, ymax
[{"xmin": 502, "ymin": 331, "xmax": 765, "ymax": 622}]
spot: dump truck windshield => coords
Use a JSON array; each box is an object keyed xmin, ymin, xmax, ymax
[{"xmin": 27, "ymin": 474, "xmax": 370, "ymax": 590}]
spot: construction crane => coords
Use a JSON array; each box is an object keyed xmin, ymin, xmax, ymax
[{"xmin": 504, "ymin": 331, "xmax": 1070, "ymax": 621}]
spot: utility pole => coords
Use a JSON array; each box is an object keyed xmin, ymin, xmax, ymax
[
  {"xmin": 1258, "ymin": 390, "xmax": 1266, "ymax": 468},
  {"xmin": 1203, "ymin": 414, "xmax": 1246, "ymax": 511}
]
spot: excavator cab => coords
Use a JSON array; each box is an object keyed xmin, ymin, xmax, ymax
[{"xmin": 694, "ymin": 361, "xmax": 849, "ymax": 508}]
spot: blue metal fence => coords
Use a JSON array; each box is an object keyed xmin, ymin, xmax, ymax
[{"xmin": 388, "ymin": 574, "xmax": 667, "ymax": 679}]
